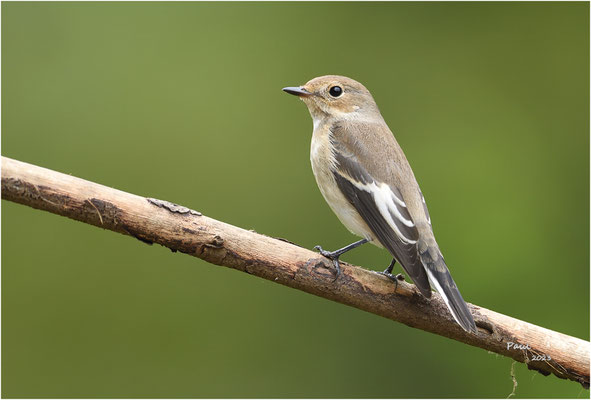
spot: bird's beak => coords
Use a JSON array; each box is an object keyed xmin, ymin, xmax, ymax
[{"xmin": 282, "ymin": 86, "xmax": 312, "ymax": 97}]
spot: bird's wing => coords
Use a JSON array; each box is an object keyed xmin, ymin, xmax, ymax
[{"xmin": 331, "ymin": 136, "xmax": 432, "ymax": 298}]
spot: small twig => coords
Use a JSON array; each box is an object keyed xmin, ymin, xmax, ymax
[{"xmin": 507, "ymin": 361, "xmax": 518, "ymax": 398}]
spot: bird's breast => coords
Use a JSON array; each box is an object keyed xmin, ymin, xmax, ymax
[
  {"xmin": 310, "ymin": 126, "xmax": 336, "ymax": 191},
  {"xmin": 310, "ymin": 125, "xmax": 375, "ymax": 242}
]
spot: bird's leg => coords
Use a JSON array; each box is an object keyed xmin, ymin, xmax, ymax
[
  {"xmin": 383, "ymin": 258, "xmax": 396, "ymax": 275},
  {"xmin": 314, "ymin": 238, "xmax": 369, "ymax": 279}
]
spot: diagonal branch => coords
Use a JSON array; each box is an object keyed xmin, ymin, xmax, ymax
[{"xmin": 1, "ymin": 156, "xmax": 589, "ymax": 388}]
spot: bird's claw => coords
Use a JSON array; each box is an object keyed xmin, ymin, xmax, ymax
[
  {"xmin": 313, "ymin": 245, "xmax": 328, "ymax": 256},
  {"xmin": 314, "ymin": 245, "xmax": 342, "ymax": 281},
  {"xmin": 379, "ymin": 270, "xmax": 405, "ymax": 281},
  {"xmin": 379, "ymin": 271, "xmax": 405, "ymax": 291}
]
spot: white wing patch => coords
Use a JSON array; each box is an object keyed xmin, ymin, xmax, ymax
[
  {"xmin": 426, "ymin": 268, "xmax": 464, "ymax": 329},
  {"xmin": 420, "ymin": 190, "xmax": 431, "ymax": 225},
  {"xmin": 349, "ymin": 180, "xmax": 417, "ymax": 244}
]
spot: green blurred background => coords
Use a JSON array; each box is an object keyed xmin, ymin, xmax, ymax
[{"xmin": 2, "ymin": 2, "xmax": 589, "ymax": 398}]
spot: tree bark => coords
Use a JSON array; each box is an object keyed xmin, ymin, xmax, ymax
[{"xmin": 2, "ymin": 156, "xmax": 589, "ymax": 388}]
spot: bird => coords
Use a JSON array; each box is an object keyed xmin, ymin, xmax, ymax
[{"xmin": 282, "ymin": 75, "xmax": 477, "ymax": 333}]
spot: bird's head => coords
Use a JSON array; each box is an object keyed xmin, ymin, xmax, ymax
[{"xmin": 283, "ymin": 75, "xmax": 380, "ymax": 121}]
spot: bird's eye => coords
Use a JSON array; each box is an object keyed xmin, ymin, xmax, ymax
[{"xmin": 329, "ymin": 86, "xmax": 343, "ymax": 98}]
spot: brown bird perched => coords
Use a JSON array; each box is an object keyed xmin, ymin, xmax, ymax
[{"xmin": 283, "ymin": 75, "xmax": 476, "ymax": 333}]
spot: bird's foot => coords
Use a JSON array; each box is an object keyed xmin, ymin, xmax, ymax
[
  {"xmin": 378, "ymin": 270, "xmax": 405, "ymax": 291},
  {"xmin": 379, "ymin": 271, "xmax": 405, "ymax": 281},
  {"xmin": 314, "ymin": 245, "xmax": 342, "ymax": 281}
]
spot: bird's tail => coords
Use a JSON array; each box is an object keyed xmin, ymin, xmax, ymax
[{"xmin": 420, "ymin": 249, "xmax": 476, "ymax": 333}]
